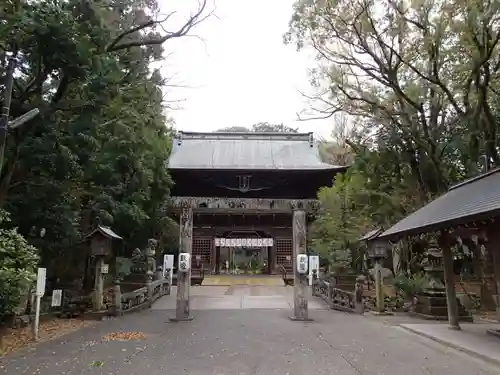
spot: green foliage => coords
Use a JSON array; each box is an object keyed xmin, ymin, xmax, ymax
[
  {"xmin": 311, "ymin": 157, "xmax": 416, "ymax": 271},
  {"xmin": 393, "ymin": 273, "xmax": 427, "ymax": 299},
  {"xmin": 0, "ymin": 0, "xmax": 209, "ymax": 282},
  {"xmin": 286, "ymin": 0, "xmax": 500, "ymax": 194},
  {"xmin": 0, "ymin": 210, "xmax": 39, "ymax": 320},
  {"xmin": 287, "ymin": 0, "xmax": 500, "ymax": 273}
]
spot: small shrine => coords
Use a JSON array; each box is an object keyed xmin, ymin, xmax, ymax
[{"xmin": 85, "ymin": 225, "xmax": 123, "ymax": 311}]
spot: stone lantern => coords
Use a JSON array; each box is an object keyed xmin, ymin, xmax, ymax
[
  {"xmin": 422, "ymin": 238, "xmax": 446, "ymax": 293},
  {"xmin": 413, "ymin": 238, "xmax": 472, "ymax": 322}
]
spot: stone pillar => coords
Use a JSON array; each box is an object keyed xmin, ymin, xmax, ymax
[
  {"xmin": 374, "ymin": 260, "xmax": 384, "ymax": 312},
  {"xmin": 171, "ymin": 204, "xmax": 194, "ymax": 321},
  {"xmin": 146, "ymin": 270, "xmax": 154, "ymax": 307},
  {"xmin": 156, "ymin": 266, "xmax": 163, "ymax": 281},
  {"xmin": 93, "ymin": 257, "xmax": 104, "ymax": 311},
  {"xmin": 113, "ymin": 279, "xmax": 122, "ymax": 316},
  {"xmin": 311, "ymin": 269, "xmax": 318, "ymax": 296},
  {"xmin": 442, "ymin": 242, "xmax": 460, "ymax": 330},
  {"xmin": 289, "ymin": 209, "xmax": 312, "ymax": 321},
  {"xmin": 354, "ymin": 276, "xmax": 365, "ymax": 314}
]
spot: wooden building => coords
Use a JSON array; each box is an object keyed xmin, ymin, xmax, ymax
[
  {"xmin": 168, "ymin": 131, "xmax": 347, "ymax": 274},
  {"xmin": 377, "ymin": 167, "xmax": 500, "ymax": 329}
]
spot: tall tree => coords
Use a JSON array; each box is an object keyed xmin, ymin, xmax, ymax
[
  {"xmin": 0, "ymin": 0, "xmax": 210, "ymax": 281},
  {"xmin": 286, "ymin": 0, "xmax": 500, "ymax": 198},
  {"xmin": 286, "ymin": 0, "xmax": 500, "ymax": 267},
  {"xmin": 0, "ymin": 0, "xmax": 211, "ymax": 202}
]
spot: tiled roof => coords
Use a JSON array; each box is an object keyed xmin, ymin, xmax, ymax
[
  {"xmin": 379, "ymin": 168, "xmax": 500, "ymax": 240},
  {"xmin": 85, "ymin": 225, "xmax": 123, "ymax": 240},
  {"xmin": 359, "ymin": 228, "xmax": 383, "ymax": 242},
  {"xmin": 168, "ymin": 131, "xmax": 347, "ymax": 171}
]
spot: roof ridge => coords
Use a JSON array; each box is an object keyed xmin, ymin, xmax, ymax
[
  {"xmin": 176, "ymin": 131, "xmax": 313, "ymax": 141},
  {"xmin": 449, "ymin": 166, "xmax": 500, "ymax": 191}
]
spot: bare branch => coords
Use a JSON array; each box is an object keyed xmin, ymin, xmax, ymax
[{"xmin": 106, "ymin": 0, "xmax": 212, "ymax": 53}]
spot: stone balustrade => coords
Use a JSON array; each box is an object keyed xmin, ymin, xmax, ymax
[
  {"xmin": 312, "ymin": 274, "xmax": 364, "ymax": 314},
  {"xmin": 111, "ymin": 278, "xmax": 171, "ymax": 316}
]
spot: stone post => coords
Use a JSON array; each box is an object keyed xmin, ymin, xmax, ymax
[
  {"xmin": 113, "ymin": 279, "xmax": 122, "ymax": 316},
  {"xmin": 93, "ymin": 257, "xmax": 104, "ymax": 311},
  {"xmin": 327, "ymin": 279, "xmax": 333, "ymax": 307},
  {"xmin": 374, "ymin": 260, "xmax": 384, "ymax": 313},
  {"xmin": 354, "ymin": 276, "xmax": 364, "ymax": 314},
  {"xmin": 311, "ymin": 269, "xmax": 318, "ymax": 297},
  {"xmin": 442, "ymin": 242, "xmax": 460, "ymax": 330},
  {"xmin": 289, "ymin": 209, "xmax": 312, "ymax": 321},
  {"xmin": 146, "ymin": 270, "xmax": 154, "ymax": 307},
  {"xmin": 156, "ymin": 265, "xmax": 163, "ymax": 281},
  {"xmin": 166, "ymin": 268, "xmax": 172, "ymax": 292},
  {"xmin": 171, "ymin": 204, "xmax": 194, "ymax": 321}
]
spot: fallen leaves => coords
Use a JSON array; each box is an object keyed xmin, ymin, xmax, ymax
[
  {"xmin": 90, "ymin": 360, "xmax": 104, "ymax": 367},
  {"xmin": 102, "ymin": 332, "xmax": 147, "ymax": 341},
  {"xmin": 0, "ymin": 318, "xmax": 94, "ymax": 356}
]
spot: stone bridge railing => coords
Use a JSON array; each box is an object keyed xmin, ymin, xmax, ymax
[
  {"xmin": 110, "ymin": 278, "xmax": 171, "ymax": 316},
  {"xmin": 312, "ymin": 274, "xmax": 364, "ymax": 314}
]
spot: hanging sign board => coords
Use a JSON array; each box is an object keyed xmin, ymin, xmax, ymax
[{"xmin": 215, "ymin": 238, "xmax": 274, "ymax": 247}]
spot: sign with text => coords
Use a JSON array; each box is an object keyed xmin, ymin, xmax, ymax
[
  {"xmin": 51, "ymin": 289, "xmax": 63, "ymax": 307},
  {"xmin": 215, "ymin": 238, "xmax": 273, "ymax": 247},
  {"xmin": 36, "ymin": 268, "xmax": 46, "ymax": 297},
  {"xmin": 163, "ymin": 254, "xmax": 174, "ymax": 281},
  {"xmin": 101, "ymin": 264, "xmax": 109, "ymax": 274},
  {"xmin": 308, "ymin": 255, "xmax": 320, "ymax": 286}
]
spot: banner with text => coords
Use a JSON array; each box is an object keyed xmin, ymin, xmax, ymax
[{"xmin": 215, "ymin": 238, "xmax": 274, "ymax": 247}]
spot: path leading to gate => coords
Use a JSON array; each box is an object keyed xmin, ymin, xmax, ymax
[
  {"xmin": 153, "ymin": 283, "xmax": 326, "ymax": 310},
  {"xmin": 1, "ymin": 284, "xmax": 498, "ymax": 375}
]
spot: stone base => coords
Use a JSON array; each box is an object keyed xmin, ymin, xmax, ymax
[
  {"xmin": 414, "ymin": 292, "xmax": 473, "ymax": 322},
  {"xmin": 370, "ymin": 310, "xmax": 394, "ymax": 316},
  {"xmin": 486, "ymin": 329, "xmax": 500, "ymax": 338},
  {"xmin": 169, "ymin": 316, "xmax": 194, "ymax": 322},
  {"xmin": 288, "ymin": 316, "xmax": 313, "ymax": 322},
  {"xmin": 411, "ymin": 311, "xmax": 474, "ymax": 322}
]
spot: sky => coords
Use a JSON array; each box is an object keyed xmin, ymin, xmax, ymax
[{"xmin": 158, "ymin": 0, "xmax": 334, "ymax": 139}]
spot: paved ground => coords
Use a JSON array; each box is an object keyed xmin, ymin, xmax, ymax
[
  {"xmin": 1, "ymin": 285, "xmax": 498, "ymax": 375},
  {"xmin": 152, "ymin": 285, "xmax": 326, "ymax": 310},
  {"xmin": 400, "ymin": 322, "xmax": 500, "ymax": 367},
  {"xmin": 202, "ymin": 275, "xmax": 285, "ymax": 286}
]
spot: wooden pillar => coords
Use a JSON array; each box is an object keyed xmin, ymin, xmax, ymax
[
  {"xmin": 210, "ymin": 235, "xmax": 216, "ymax": 274},
  {"xmin": 442, "ymin": 240, "xmax": 460, "ymax": 330},
  {"xmin": 269, "ymin": 243, "xmax": 275, "ymax": 275},
  {"xmin": 289, "ymin": 209, "xmax": 312, "ymax": 321},
  {"xmin": 486, "ymin": 228, "xmax": 500, "ymax": 322},
  {"xmin": 171, "ymin": 204, "xmax": 193, "ymax": 321}
]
